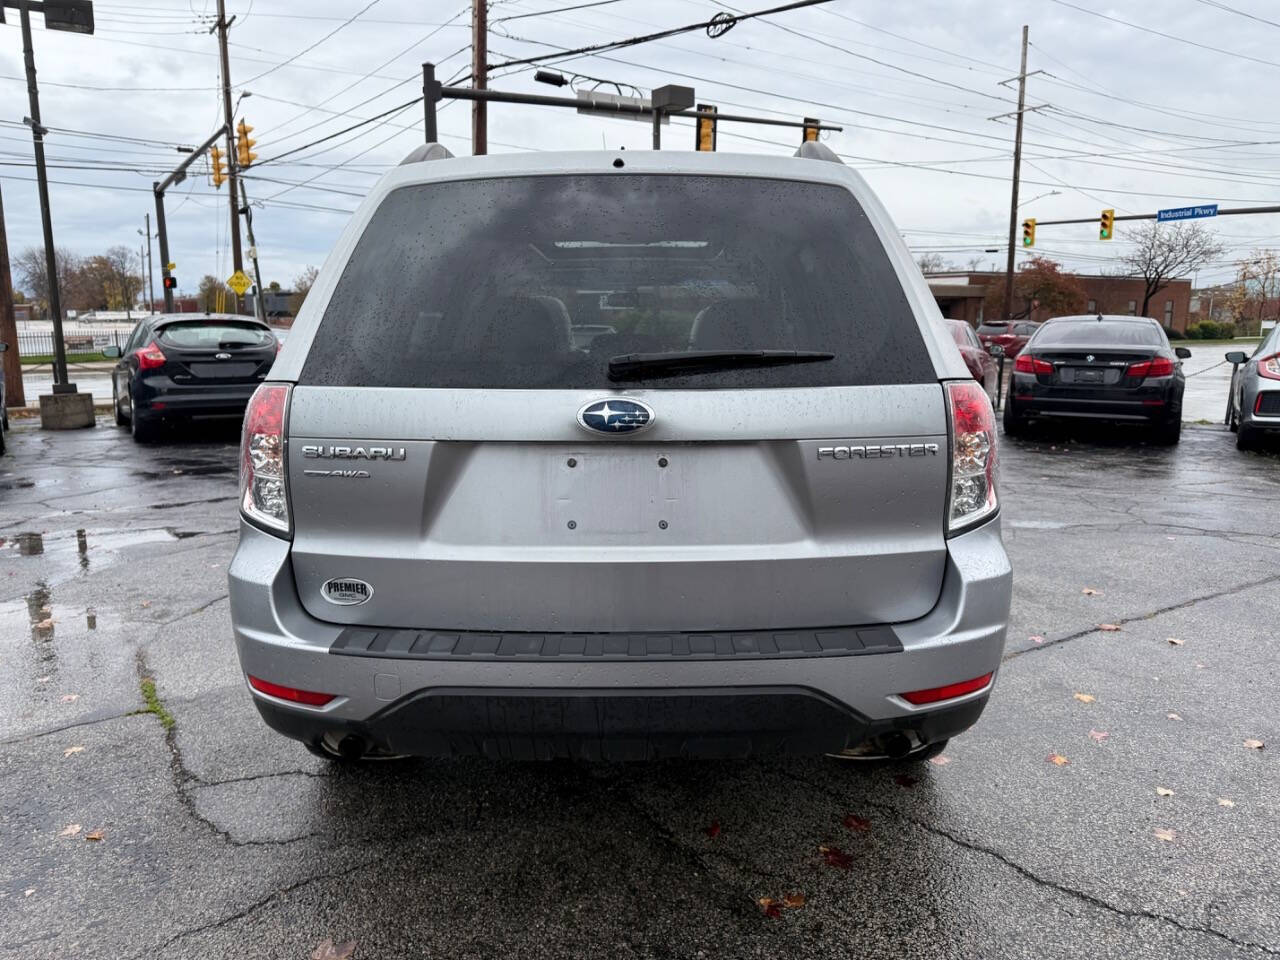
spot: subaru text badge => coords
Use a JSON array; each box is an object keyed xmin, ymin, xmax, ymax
[{"xmin": 577, "ymin": 398, "xmax": 655, "ymax": 435}]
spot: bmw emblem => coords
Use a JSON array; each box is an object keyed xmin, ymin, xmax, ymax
[{"xmin": 576, "ymin": 397, "xmax": 655, "ymax": 435}]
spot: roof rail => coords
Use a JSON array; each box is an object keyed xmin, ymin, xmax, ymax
[
  {"xmin": 400, "ymin": 143, "xmax": 455, "ymax": 165},
  {"xmin": 794, "ymin": 141, "xmax": 843, "ymax": 164}
]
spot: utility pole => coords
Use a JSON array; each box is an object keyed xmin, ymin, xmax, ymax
[
  {"xmin": 471, "ymin": 0, "xmax": 487, "ymax": 156},
  {"xmin": 214, "ymin": 0, "xmax": 245, "ymax": 312},
  {"xmin": 239, "ymin": 180, "xmax": 266, "ymax": 324},
  {"xmin": 0, "ymin": 183, "xmax": 25, "ymax": 409},
  {"xmin": 142, "ymin": 212, "xmax": 154, "ymax": 313},
  {"xmin": 1001, "ymin": 25, "xmax": 1029, "ymax": 325}
]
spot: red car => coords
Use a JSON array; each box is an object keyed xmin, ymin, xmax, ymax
[
  {"xmin": 977, "ymin": 320, "xmax": 1041, "ymax": 358},
  {"xmin": 945, "ymin": 319, "xmax": 997, "ymax": 399}
]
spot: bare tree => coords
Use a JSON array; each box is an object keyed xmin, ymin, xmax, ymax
[
  {"xmin": 13, "ymin": 246, "xmax": 79, "ymax": 319},
  {"xmin": 1225, "ymin": 249, "xmax": 1280, "ymax": 337},
  {"xmin": 916, "ymin": 252, "xmax": 952, "ymax": 274},
  {"xmin": 288, "ymin": 265, "xmax": 319, "ymax": 315},
  {"xmin": 197, "ymin": 274, "xmax": 234, "ymax": 313},
  {"xmin": 1120, "ymin": 222, "xmax": 1225, "ymax": 317}
]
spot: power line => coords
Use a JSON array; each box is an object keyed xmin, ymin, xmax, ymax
[
  {"xmin": 239, "ymin": 0, "xmax": 384, "ymax": 86},
  {"xmin": 493, "ymin": 0, "xmax": 624, "ymax": 23},
  {"xmin": 1189, "ymin": 0, "xmax": 1280, "ymax": 30}
]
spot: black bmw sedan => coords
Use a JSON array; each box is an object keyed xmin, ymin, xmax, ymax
[
  {"xmin": 104, "ymin": 314, "xmax": 279, "ymax": 442},
  {"xmin": 1002, "ymin": 315, "xmax": 1191, "ymax": 445}
]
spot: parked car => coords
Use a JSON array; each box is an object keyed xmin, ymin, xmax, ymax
[
  {"xmin": 977, "ymin": 320, "xmax": 1040, "ymax": 358},
  {"xmin": 0, "ymin": 340, "xmax": 8, "ymax": 455},
  {"xmin": 104, "ymin": 313, "xmax": 279, "ymax": 443},
  {"xmin": 945, "ymin": 319, "xmax": 998, "ymax": 399},
  {"xmin": 1226, "ymin": 323, "xmax": 1280, "ymax": 451},
  {"xmin": 1003, "ymin": 314, "xmax": 1190, "ymax": 444},
  {"xmin": 228, "ymin": 142, "xmax": 1011, "ymax": 764}
]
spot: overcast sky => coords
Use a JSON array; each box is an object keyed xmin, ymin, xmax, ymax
[{"xmin": 2, "ymin": 0, "xmax": 1278, "ymax": 302}]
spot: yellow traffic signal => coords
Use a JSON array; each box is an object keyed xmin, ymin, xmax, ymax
[
  {"xmin": 210, "ymin": 145, "xmax": 226, "ymax": 188},
  {"xmin": 1099, "ymin": 208, "xmax": 1115, "ymax": 240},
  {"xmin": 1021, "ymin": 218, "xmax": 1036, "ymax": 248},
  {"xmin": 236, "ymin": 119, "xmax": 257, "ymax": 168},
  {"xmin": 694, "ymin": 104, "xmax": 717, "ymax": 152}
]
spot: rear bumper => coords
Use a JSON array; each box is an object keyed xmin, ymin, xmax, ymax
[
  {"xmin": 1009, "ymin": 373, "xmax": 1180, "ymax": 422},
  {"xmin": 134, "ymin": 376, "xmax": 259, "ymax": 418},
  {"xmin": 228, "ymin": 519, "xmax": 1011, "ymax": 759}
]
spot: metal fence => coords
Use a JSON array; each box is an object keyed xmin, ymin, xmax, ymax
[{"xmin": 15, "ymin": 330, "xmax": 127, "ymax": 362}]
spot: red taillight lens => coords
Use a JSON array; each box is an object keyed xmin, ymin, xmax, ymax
[
  {"xmin": 240, "ymin": 383, "xmax": 291, "ymax": 534},
  {"xmin": 900, "ymin": 672, "xmax": 994, "ymax": 706},
  {"xmin": 1014, "ymin": 353, "xmax": 1052, "ymax": 374},
  {"xmin": 248, "ymin": 675, "xmax": 335, "ymax": 707},
  {"xmin": 946, "ymin": 380, "xmax": 999, "ymax": 534},
  {"xmin": 1259, "ymin": 353, "xmax": 1280, "ymax": 381},
  {"xmin": 1126, "ymin": 356, "xmax": 1174, "ymax": 378},
  {"xmin": 135, "ymin": 341, "xmax": 167, "ymax": 370}
]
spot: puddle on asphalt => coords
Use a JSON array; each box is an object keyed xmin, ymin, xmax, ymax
[{"xmin": 1, "ymin": 526, "xmax": 185, "ymax": 574}]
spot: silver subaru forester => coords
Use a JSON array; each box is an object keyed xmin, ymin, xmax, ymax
[{"xmin": 228, "ymin": 142, "xmax": 1011, "ymax": 763}]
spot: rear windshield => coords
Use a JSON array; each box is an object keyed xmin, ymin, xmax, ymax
[
  {"xmin": 1033, "ymin": 320, "xmax": 1163, "ymax": 347},
  {"xmin": 300, "ymin": 175, "xmax": 935, "ymax": 389},
  {"xmin": 158, "ymin": 321, "xmax": 274, "ymax": 349},
  {"xmin": 976, "ymin": 322, "xmax": 1009, "ymax": 334}
]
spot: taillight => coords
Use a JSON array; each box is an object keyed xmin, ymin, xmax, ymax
[
  {"xmin": 946, "ymin": 380, "xmax": 999, "ymax": 534},
  {"xmin": 900, "ymin": 672, "xmax": 994, "ymax": 705},
  {"xmin": 1014, "ymin": 353, "xmax": 1053, "ymax": 374},
  {"xmin": 135, "ymin": 341, "xmax": 167, "ymax": 370},
  {"xmin": 1259, "ymin": 353, "xmax": 1280, "ymax": 381},
  {"xmin": 248, "ymin": 675, "xmax": 334, "ymax": 707},
  {"xmin": 240, "ymin": 383, "xmax": 291, "ymax": 534},
  {"xmin": 1126, "ymin": 356, "xmax": 1175, "ymax": 378}
]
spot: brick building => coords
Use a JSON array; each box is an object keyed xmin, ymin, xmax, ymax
[{"xmin": 928, "ymin": 271, "xmax": 1194, "ymax": 333}]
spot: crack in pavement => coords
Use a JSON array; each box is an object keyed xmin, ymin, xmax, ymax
[
  {"xmin": 0, "ymin": 710, "xmax": 142, "ymax": 746},
  {"xmin": 781, "ymin": 770, "xmax": 1280, "ymax": 957},
  {"xmin": 156, "ymin": 592, "xmax": 229, "ymax": 626},
  {"xmin": 186, "ymin": 768, "xmax": 335, "ymax": 788},
  {"xmin": 128, "ymin": 857, "xmax": 382, "ymax": 960},
  {"xmin": 1003, "ymin": 570, "xmax": 1280, "ymax": 662}
]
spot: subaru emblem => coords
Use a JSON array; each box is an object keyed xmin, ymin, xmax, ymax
[
  {"xmin": 577, "ymin": 397, "xmax": 655, "ymax": 435},
  {"xmin": 1085, "ymin": 354, "xmax": 1095, "ymax": 362}
]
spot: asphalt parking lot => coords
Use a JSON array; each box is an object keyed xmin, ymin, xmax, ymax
[{"xmin": 1, "ymin": 417, "xmax": 1277, "ymax": 960}]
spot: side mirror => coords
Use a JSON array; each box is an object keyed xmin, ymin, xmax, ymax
[
  {"xmin": 1224, "ymin": 350, "xmax": 1247, "ymax": 364},
  {"xmin": 102, "ymin": 345, "xmax": 123, "ymax": 359},
  {"xmin": 1174, "ymin": 346, "xmax": 1192, "ymax": 359}
]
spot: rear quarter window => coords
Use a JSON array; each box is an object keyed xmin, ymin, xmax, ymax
[{"xmin": 300, "ymin": 175, "xmax": 937, "ymax": 390}]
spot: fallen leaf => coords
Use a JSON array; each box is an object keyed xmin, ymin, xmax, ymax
[
  {"xmin": 893, "ymin": 773, "xmax": 917, "ymax": 789},
  {"xmin": 24, "ymin": 889, "xmax": 34, "ymax": 897},
  {"xmin": 1047, "ymin": 754, "xmax": 1070, "ymax": 766},
  {"xmin": 1217, "ymin": 798, "xmax": 1235, "ymax": 808},
  {"xmin": 1167, "ymin": 712, "xmax": 1183, "ymax": 721},
  {"xmin": 818, "ymin": 845, "xmax": 854, "ymax": 869},
  {"xmin": 58, "ymin": 824, "xmax": 81, "ymax": 837},
  {"xmin": 85, "ymin": 829, "xmax": 104, "ymax": 842},
  {"xmin": 704, "ymin": 820, "xmax": 721, "ymax": 839},
  {"xmin": 1029, "ymin": 634, "xmax": 1046, "ymax": 644},
  {"xmin": 1243, "ymin": 739, "xmax": 1265, "ymax": 750},
  {"xmin": 59, "ymin": 694, "xmax": 79, "ymax": 703},
  {"xmin": 63, "ymin": 745, "xmax": 84, "ymax": 758},
  {"xmin": 842, "ymin": 814, "xmax": 870, "ymax": 832},
  {"xmin": 928, "ymin": 754, "xmax": 952, "ymax": 766},
  {"xmin": 36, "ymin": 676, "xmax": 51, "ymax": 683},
  {"xmin": 1073, "ymin": 693, "xmax": 1096, "ymax": 703},
  {"xmin": 311, "ymin": 940, "xmax": 357, "ymax": 960},
  {"xmin": 1098, "ymin": 624, "xmax": 1122, "ymax": 632},
  {"xmin": 1089, "ymin": 729, "xmax": 1109, "ymax": 743},
  {"xmin": 140, "ymin": 600, "xmax": 152, "ymax": 608},
  {"xmin": 1166, "ymin": 637, "xmax": 1184, "ymax": 646},
  {"xmin": 1082, "ymin": 587, "xmax": 1102, "ymax": 596},
  {"xmin": 782, "ymin": 891, "xmax": 807, "ymax": 909},
  {"xmin": 1155, "ymin": 787, "xmax": 1175, "ymax": 797},
  {"xmin": 35, "ymin": 618, "xmax": 54, "ymax": 630},
  {"xmin": 1153, "ymin": 828, "xmax": 1176, "ymax": 842}
]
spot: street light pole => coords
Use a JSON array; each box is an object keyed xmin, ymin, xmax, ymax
[{"xmin": 18, "ymin": 2, "xmax": 72, "ymax": 393}]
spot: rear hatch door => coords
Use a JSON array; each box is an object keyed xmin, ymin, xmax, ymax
[{"xmin": 156, "ymin": 319, "xmax": 276, "ymax": 385}]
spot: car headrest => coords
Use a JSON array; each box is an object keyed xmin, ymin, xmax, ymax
[
  {"xmin": 689, "ymin": 300, "xmax": 774, "ymax": 351},
  {"xmin": 464, "ymin": 295, "xmax": 571, "ymax": 356}
]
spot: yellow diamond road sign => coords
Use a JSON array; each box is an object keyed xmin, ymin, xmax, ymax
[{"xmin": 226, "ymin": 270, "xmax": 252, "ymax": 296}]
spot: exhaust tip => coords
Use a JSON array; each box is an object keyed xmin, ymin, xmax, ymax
[
  {"xmin": 337, "ymin": 735, "xmax": 367, "ymax": 761},
  {"xmin": 879, "ymin": 732, "xmax": 914, "ymax": 759}
]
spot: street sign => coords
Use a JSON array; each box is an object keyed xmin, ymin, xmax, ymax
[
  {"xmin": 226, "ymin": 270, "xmax": 252, "ymax": 296},
  {"xmin": 1157, "ymin": 204, "xmax": 1218, "ymax": 223},
  {"xmin": 166, "ymin": 262, "xmax": 176, "ymax": 271}
]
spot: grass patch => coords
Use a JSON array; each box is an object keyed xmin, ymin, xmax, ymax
[
  {"xmin": 1177, "ymin": 338, "xmax": 1261, "ymax": 347},
  {"xmin": 136, "ymin": 676, "xmax": 175, "ymax": 730},
  {"xmin": 20, "ymin": 353, "xmax": 111, "ymax": 365}
]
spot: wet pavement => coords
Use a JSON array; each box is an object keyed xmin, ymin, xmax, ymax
[{"xmin": 0, "ymin": 416, "xmax": 1277, "ymax": 960}]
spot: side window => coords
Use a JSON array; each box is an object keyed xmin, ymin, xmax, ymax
[{"xmin": 124, "ymin": 325, "xmax": 148, "ymax": 353}]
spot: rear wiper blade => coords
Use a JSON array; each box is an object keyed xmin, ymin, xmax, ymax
[{"xmin": 607, "ymin": 349, "xmax": 835, "ymax": 381}]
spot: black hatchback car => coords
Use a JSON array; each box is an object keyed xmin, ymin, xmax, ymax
[
  {"xmin": 1003, "ymin": 315, "xmax": 1191, "ymax": 444},
  {"xmin": 104, "ymin": 314, "xmax": 279, "ymax": 442}
]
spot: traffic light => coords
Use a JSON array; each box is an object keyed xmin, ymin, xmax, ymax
[
  {"xmin": 236, "ymin": 119, "xmax": 257, "ymax": 168},
  {"xmin": 694, "ymin": 104, "xmax": 717, "ymax": 152},
  {"xmin": 1099, "ymin": 208, "xmax": 1115, "ymax": 240},
  {"xmin": 210, "ymin": 145, "xmax": 226, "ymax": 189},
  {"xmin": 163, "ymin": 276, "xmax": 177, "ymax": 290},
  {"xmin": 1021, "ymin": 218, "xmax": 1036, "ymax": 248},
  {"xmin": 802, "ymin": 117, "xmax": 820, "ymax": 143}
]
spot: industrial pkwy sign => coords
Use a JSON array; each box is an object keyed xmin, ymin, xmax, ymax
[{"xmin": 1156, "ymin": 204, "xmax": 1219, "ymax": 223}]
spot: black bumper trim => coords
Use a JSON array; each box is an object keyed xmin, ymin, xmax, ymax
[
  {"xmin": 253, "ymin": 687, "xmax": 989, "ymax": 760},
  {"xmin": 330, "ymin": 623, "xmax": 903, "ymax": 662}
]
